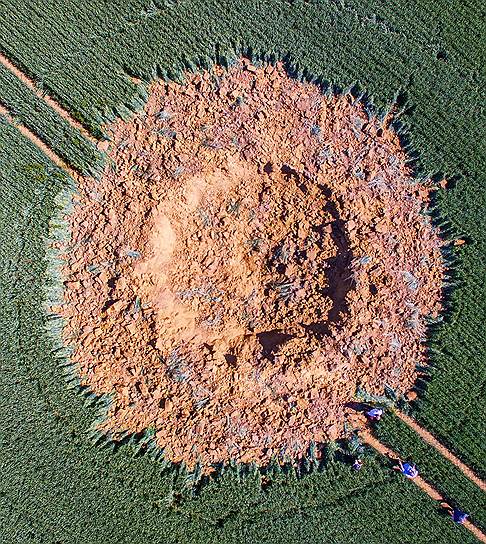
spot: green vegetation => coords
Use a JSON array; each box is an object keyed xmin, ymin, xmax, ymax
[
  {"xmin": 0, "ymin": 116, "xmax": 480, "ymax": 544},
  {"xmin": 413, "ymin": 271, "xmax": 486, "ymax": 480},
  {"xmin": 0, "ymin": 64, "xmax": 103, "ymax": 176},
  {"xmin": 0, "ymin": 0, "xmax": 485, "ymax": 541},
  {"xmin": 375, "ymin": 413, "xmax": 486, "ymax": 532},
  {"xmin": 0, "ymin": 5, "xmax": 484, "ymax": 469}
]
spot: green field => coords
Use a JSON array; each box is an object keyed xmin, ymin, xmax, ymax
[
  {"xmin": 0, "ymin": 64, "xmax": 103, "ymax": 176},
  {"xmin": 0, "ymin": 0, "xmax": 485, "ymax": 542},
  {"xmin": 375, "ymin": 413, "xmax": 486, "ymax": 531}
]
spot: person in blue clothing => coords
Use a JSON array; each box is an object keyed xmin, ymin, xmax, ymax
[
  {"xmin": 365, "ymin": 407, "xmax": 383, "ymax": 421},
  {"xmin": 451, "ymin": 508, "xmax": 469, "ymax": 524},
  {"xmin": 393, "ymin": 459, "xmax": 419, "ymax": 478},
  {"xmin": 442, "ymin": 504, "xmax": 469, "ymax": 525}
]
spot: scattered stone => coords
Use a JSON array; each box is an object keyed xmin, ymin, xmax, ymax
[{"xmin": 56, "ymin": 60, "xmax": 445, "ymax": 470}]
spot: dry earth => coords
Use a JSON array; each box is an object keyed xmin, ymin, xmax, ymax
[{"xmin": 54, "ymin": 59, "xmax": 444, "ymax": 468}]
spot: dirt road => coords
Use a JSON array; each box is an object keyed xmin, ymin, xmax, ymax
[
  {"xmin": 396, "ymin": 411, "xmax": 486, "ymax": 492},
  {"xmin": 362, "ymin": 431, "xmax": 486, "ymax": 543}
]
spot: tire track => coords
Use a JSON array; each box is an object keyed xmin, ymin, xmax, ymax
[
  {"xmin": 0, "ymin": 51, "xmax": 98, "ymax": 143},
  {"xmin": 0, "ymin": 103, "xmax": 80, "ymax": 182},
  {"xmin": 362, "ymin": 431, "xmax": 486, "ymax": 544},
  {"xmin": 396, "ymin": 410, "xmax": 486, "ymax": 492}
]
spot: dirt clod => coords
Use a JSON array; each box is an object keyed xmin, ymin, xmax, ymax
[{"xmin": 56, "ymin": 61, "xmax": 444, "ymax": 469}]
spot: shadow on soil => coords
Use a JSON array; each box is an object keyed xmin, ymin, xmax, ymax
[{"xmin": 304, "ymin": 184, "xmax": 355, "ymax": 338}]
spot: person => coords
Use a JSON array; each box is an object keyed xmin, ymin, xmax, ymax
[
  {"xmin": 441, "ymin": 504, "xmax": 469, "ymax": 525},
  {"xmin": 394, "ymin": 459, "xmax": 419, "ymax": 478},
  {"xmin": 352, "ymin": 458, "xmax": 363, "ymax": 471},
  {"xmin": 452, "ymin": 508, "xmax": 469, "ymax": 524},
  {"xmin": 365, "ymin": 407, "xmax": 383, "ymax": 421}
]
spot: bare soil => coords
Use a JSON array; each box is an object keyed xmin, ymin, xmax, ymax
[{"xmin": 55, "ymin": 60, "xmax": 444, "ymax": 468}]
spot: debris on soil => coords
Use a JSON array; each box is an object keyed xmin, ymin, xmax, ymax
[{"xmin": 55, "ymin": 59, "xmax": 445, "ymax": 469}]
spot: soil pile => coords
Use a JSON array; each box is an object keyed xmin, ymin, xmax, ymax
[{"xmin": 55, "ymin": 59, "xmax": 444, "ymax": 468}]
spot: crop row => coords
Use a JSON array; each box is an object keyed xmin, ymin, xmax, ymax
[
  {"xmin": 375, "ymin": 412, "xmax": 486, "ymax": 531},
  {"xmin": 0, "ymin": 63, "xmax": 103, "ymax": 176}
]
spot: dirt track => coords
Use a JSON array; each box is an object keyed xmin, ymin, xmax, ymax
[
  {"xmin": 0, "ymin": 103, "xmax": 79, "ymax": 181},
  {"xmin": 362, "ymin": 431, "xmax": 486, "ymax": 543},
  {"xmin": 396, "ymin": 411, "xmax": 486, "ymax": 492},
  {"xmin": 0, "ymin": 51, "xmax": 97, "ymax": 142}
]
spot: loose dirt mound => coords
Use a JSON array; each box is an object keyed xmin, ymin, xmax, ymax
[{"xmin": 56, "ymin": 60, "xmax": 444, "ymax": 468}]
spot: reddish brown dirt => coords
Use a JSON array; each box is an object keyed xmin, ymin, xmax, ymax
[{"xmin": 55, "ymin": 60, "xmax": 444, "ymax": 469}]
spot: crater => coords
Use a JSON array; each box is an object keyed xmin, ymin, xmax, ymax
[{"xmin": 55, "ymin": 59, "xmax": 444, "ymax": 469}]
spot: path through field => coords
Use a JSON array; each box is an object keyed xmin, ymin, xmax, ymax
[
  {"xmin": 0, "ymin": 51, "xmax": 97, "ymax": 143},
  {"xmin": 396, "ymin": 411, "xmax": 486, "ymax": 492},
  {"xmin": 0, "ymin": 102, "xmax": 79, "ymax": 180},
  {"xmin": 362, "ymin": 431, "xmax": 486, "ymax": 544}
]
